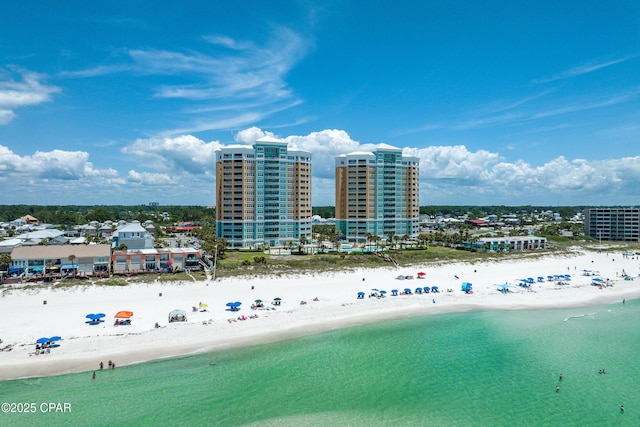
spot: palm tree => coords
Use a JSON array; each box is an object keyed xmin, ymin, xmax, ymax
[
  {"xmin": 68, "ymin": 254, "xmax": 76, "ymax": 277},
  {"xmin": 364, "ymin": 232, "xmax": 373, "ymax": 250}
]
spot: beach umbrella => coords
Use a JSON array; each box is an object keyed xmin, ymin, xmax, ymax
[
  {"xmin": 431, "ymin": 286, "xmax": 438, "ymax": 292},
  {"xmin": 274, "ymin": 297, "xmax": 282, "ymax": 301},
  {"xmin": 371, "ymin": 288, "xmax": 379, "ymax": 292},
  {"xmin": 415, "ymin": 287, "xmax": 422, "ymax": 292},
  {"xmin": 95, "ymin": 313, "xmax": 106, "ymax": 319},
  {"xmin": 254, "ymin": 299, "xmax": 263, "ymax": 303},
  {"xmin": 36, "ymin": 337, "xmax": 49, "ymax": 344},
  {"xmin": 49, "ymin": 336, "xmax": 61, "ymax": 342},
  {"xmin": 86, "ymin": 313, "xmax": 97, "ymax": 320},
  {"xmin": 404, "ymin": 288, "xmax": 412, "ymax": 293},
  {"xmin": 234, "ymin": 302, "xmax": 242, "ymax": 307},
  {"xmin": 226, "ymin": 302, "xmax": 235, "ymax": 308},
  {"xmin": 379, "ymin": 290, "xmax": 387, "ymax": 294},
  {"xmin": 357, "ymin": 292, "xmax": 365, "ymax": 296}
]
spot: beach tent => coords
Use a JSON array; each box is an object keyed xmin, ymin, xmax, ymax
[
  {"xmin": 114, "ymin": 310, "xmax": 133, "ymax": 326},
  {"xmin": 357, "ymin": 292, "xmax": 365, "ymax": 299},
  {"xmin": 417, "ymin": 272, "xmax": 426, "ymax": 277},
  {"xmin": 168, "ymin": 309, "xmax": 187, "ymax": 323},
  {"xmin": 391, "ymin": 289, "xmax": 398, "ymax": 296},
  {"xmin": 462, "ymin": 282, "xmax": 473, "ymax": 292},
  {"xmin": 431, "ymin": 286, "xmax": 439, "ymax": 293},
  {"xmin": 115, "ymin": 311, "xmax": 133, "ymax": 319},
  {"xmin": 404, "ymin": 288, "xmax": 412, "ymax": 294},
  {"xmin": 272, "ymin": 297, "xmax": 282, "ymax": 306}
]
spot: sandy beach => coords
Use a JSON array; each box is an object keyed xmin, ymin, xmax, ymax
[{"xmin": 1, "ymin": 247, "xmax": 639, "ymax": 381}]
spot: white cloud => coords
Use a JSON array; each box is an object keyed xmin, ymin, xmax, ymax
[
  {"xmin": 122, "ymin": 135, "xmax": 221, "ymax": 175},
  {"xmin": 2, "ymin": 128, "xmax": 640, "ymax": 206},
  {"xmin": 533, "ymin": 55, "xmax": 637, "ymax": 84},
  {"xmin": 234, "ymin": 126, "xmax": 277, "ymax": 143},
  {"xmin": 0, "ymin": 70, "xmax": 60, "ymax": 124},
  {"xmin": 127, "ymin": 170, "xmax": 175, "ymax": 185}
]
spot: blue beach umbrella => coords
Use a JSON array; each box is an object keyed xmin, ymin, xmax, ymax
[
  {"xmin": 379, "ymin": 290, "xmax": 387, "ymax": 294},
  {"xmin": 424, "ymin": 286, "xmax": 431, "ymax": 292},
  {"xmin": 95, "ymin": 313, "xmax": 106, "ymax": 318},
  {"xmin": 357, "ymin": 291, "xmax": 365, "ymax": 296},
  {"xmin": 36, "ymin": 337, "xmax": 49, "ymax": 344},
  {"xmin": 86, "ymin": 313, "xmax": 97, "ymax": 320},
  {"xmin": 431, "ymin": 286, "xmax": 439, "ymax": 292},
  {"xmin": 404, "ymin": 288, "xmax": 412, "ymax": 293},
  {"xmin": 49, "ymin": 336, "xmax": 61, "ymax": 342}
]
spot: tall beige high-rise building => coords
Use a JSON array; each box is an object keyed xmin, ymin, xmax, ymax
[
  {"xmin": 215, "ymin": 136, "xmax": 312, "ymax": 248},
  {"xmin": 335, "ymin": 144, "xmax": 420, "ymax": 243}
]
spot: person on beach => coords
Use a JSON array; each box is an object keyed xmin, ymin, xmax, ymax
[
  {"xmin": 99, "ymin": 361, "xmax": 104, "ymax": 370},
  {"xmin": 108, "ymin": 360, "xmax": 113, "ymax": 368}
]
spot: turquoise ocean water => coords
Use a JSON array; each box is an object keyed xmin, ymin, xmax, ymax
[{"xmin": 2, "ymin": 300, "xmax": 638, "ymax": 426}]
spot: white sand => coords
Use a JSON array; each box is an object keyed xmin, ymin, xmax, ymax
[{"xmin": 1, "ymin": 247, "xmax": 639, "ymax": 380}]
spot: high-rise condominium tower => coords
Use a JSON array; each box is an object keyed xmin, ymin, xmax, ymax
[
  {"xmin": 215, "ymin": 136, "xmax": 312, "ymax": 248},
  {"xmin": 335, "ymin": 144, "xmax": 420, "ymax": 243}
]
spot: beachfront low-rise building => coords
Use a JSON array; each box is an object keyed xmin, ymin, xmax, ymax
[
  {"xmin": 468, "ymin": 236, "xmax": 547, "ymax": 252},
  {"xmin": 111, "ymin": 247, "xmax": 202, "ymax": 274},
  {"xmin": 8, "ymin": 244, "xmax": 112, "ymax": 277}
]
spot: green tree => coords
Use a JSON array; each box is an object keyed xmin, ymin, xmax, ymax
[{"xmin": 0, "ymin": 254, "xmax": 11, "ymax": 271}]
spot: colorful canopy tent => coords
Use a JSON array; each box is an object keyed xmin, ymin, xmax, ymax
[
  {"xmin": 168, "ymin": 309, "xmax": 187, "ymax": 323},
  {"xmin": 114, "ymin": 311, "xmax": 133, "ymax": 325},
  {"xmin": 114, "ymin": 311, "xmax": 133, "ymax": 318}
]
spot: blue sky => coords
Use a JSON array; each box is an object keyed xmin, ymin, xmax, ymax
[{"xmin": 1, "ymin": 1, "xmax": 639, "ymax": 207}]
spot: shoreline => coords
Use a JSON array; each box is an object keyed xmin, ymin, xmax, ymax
[{"xmin": 1, "ymin": 247, "xmax": 638, "ymax": 381}]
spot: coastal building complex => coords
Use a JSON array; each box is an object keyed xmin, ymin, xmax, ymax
[
  {"xmin": 468, "ymin": 236, "xmax": 547, "ymax": 252},
  {"xmin": 335, "ymin": 144, "xmax": 420, "ymax": 242},
  {"xmin": 8, "ymin": 244, "xmax": 112, "ymax": 277},
  {"xmin": 583, "ymin": 207, "xmax": 640, "ymax": 242},
  {"xmin": 215, "ymin": 136, "xmax": 312, "ymax": 248}
]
